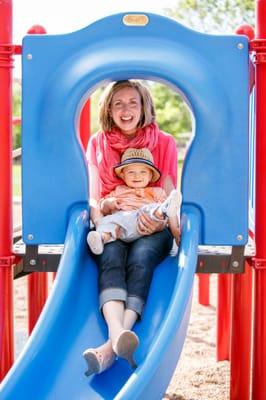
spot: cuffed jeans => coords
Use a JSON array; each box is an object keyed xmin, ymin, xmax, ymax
[{"xmin": 92, "ymin": 228, "xmax": 173, "ymax": 317}]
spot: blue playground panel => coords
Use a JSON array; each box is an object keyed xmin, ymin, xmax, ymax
[
  {"xmin": 0, "ymin": 12, "xmax": 251, "ymax": 400},
  {"xmin": 21, "ymin": 12, "xmax": 249, "ymax": 246}
]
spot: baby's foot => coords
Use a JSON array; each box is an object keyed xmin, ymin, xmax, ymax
[
  {"xmin": 161, "ymin": 190, "xmax": 182, "ymax": 219},
  {"xmin": 87, "ymin": 231, "xmax": 104, "ymax": 255}
]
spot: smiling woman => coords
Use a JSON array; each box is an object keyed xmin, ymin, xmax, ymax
[{"xmin": 85, "ymin": 80, "xmax": 178, "ymax": 376}]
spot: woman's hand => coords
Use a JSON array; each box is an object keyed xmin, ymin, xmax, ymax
[
  {"xmin": 100, "ymin": 197, "xmax": 121, "ymax": 215},
  {"xmin": 137, "ymin": 211, "xmax": 166, "ymax": 236},
  {"xmin": 173, "ymin": 228, "xmax": 181, "ymax": 246}
]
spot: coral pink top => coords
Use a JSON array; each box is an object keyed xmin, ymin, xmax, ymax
[
  {"xmin": 87, "ymin": 123, "xmax": 178, "ymax": 197},
  {"xmin": 100, "ymin": 185, "xmax": 167, "ymax": 211}
]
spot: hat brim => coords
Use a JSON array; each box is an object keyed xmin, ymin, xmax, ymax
[{"xmin": 114, "ymin": 158, "xmax": 161, "ymax": 183}]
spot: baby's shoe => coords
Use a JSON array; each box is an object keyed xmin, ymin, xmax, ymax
[
  {"xmin": 161, "ymin": 190, "xmax": 182, "ymax": 220},
  {"xmin": 87, "ymin": 231, "xmax": 104, "ymax": 255},
  {"xmin": 83, "ymin": 341, "xmax": 116, "ymax": 376}
]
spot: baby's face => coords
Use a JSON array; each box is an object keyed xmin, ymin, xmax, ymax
[{"xmin": 121, "ymin": 164, "xmax": 152, "ymax": 188}]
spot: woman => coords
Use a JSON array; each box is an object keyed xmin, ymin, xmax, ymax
[{"xmin": 83, "ymin": 80, "xmax": 178, "ymax": 376}]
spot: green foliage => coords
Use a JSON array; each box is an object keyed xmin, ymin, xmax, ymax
[
  {"xmin": 148, "ymin": 82, "xmax": 192, "ymax": 139},
  {"xmin": 13, "ymin": 164, "xmax": 21, "ymax": 197},
  {"xmin": 12, "ymin": 80, "xmax": 22, "ymax": 149},
  {"xmin": 165, "ymin": 0, "xmax": 255, "ymax": 33}
]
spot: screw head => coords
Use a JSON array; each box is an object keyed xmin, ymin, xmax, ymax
[
  {"xmin": 237, "ymin": 43, "xmax": 244, "ymax": 50},
  {"xmin": 237, "ymin": 234, "xmax": 243, "ymax": 241},
  {"xmin": 27, "ymin": 234, "xmax": 34, "ymax": 240},
  {"xmin": 26, "ymin": 53, "xmax": 33, "ymax": 60},
  {"xmin": 30, "ymin": 259, "xmax": 36, "ymax": 266},
  {"xmin": 232, "ymin": 261, "xmax": 239, "ymax": 268}
]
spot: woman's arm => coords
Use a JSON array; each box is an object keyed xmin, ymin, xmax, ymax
[
  {"xmin": 137, "ymin": 135, "xmax": 178, "ymax": 235},
  {"xmin": 89, "ymin": 164, "xmax": 103, "ymax": 227},
  {"xmin": 162, "ymin": 134, "xmax": 178, "ymax": 193}
]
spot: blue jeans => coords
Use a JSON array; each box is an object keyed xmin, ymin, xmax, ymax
[{"xmin": 92, "ymin": 228, "xmax": 173, "ymax": 317}]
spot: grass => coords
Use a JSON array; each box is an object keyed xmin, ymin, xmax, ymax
[{"xmin": 13, "ymin": 164, "xmax": 21, "ymax": 197}]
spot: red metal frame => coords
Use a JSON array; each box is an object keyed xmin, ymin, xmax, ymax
[
  {"xmin": 230, "ymin": 261, "xmax": 253, "ymax": 400},
  {"xmin": 1, "ymin": 2, "xmax": 265, "ymax": 399},
  {"xmin": 79, "ymin": 98, "xmax": 91, "ymax": 150},
  {"xmin": 217, "ymin": 274, "xmax": 231, "ymax": 361},
  {"xmin": 0, "ymin": 0, "xmax": 14, "ymax": 381},
  {"xmin": 252, "ymin": 2, "xmax": 266, "ymax": 398},
  {"xmin": 28, "ymin": 273, "xmax": 48, "ymax": 334},
  {"xmin": 197, "ymin": 273, "xmax": 210, "ymax": 305}
]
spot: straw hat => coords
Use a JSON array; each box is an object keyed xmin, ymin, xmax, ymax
[{"xmin": 114, "ymin": 148, "xmax": 161, "ymax": 183}]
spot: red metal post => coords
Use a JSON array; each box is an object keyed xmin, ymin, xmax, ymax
[
  {"xmin": 28, "ymin": 273, "xmax": 48, "ymax": 334},
  {"xmin": 252, "ymin": 1, "xmax": 266, "ymax": 399},
  {"xmin": 25, "ymin": 25, "xmax": 49, "ymax": 335},
  {"xmin": 0, "ymin": 0, "xmax": 14, "ymax": 380},
  {"xmin": 230, "ymin": 261, "xmax": 252, "ymax": 400},
  {"xmin": 79, "ymin": 98, "xmax": 91, "ymax": 150},
  {"xmin": 197, "ymin": 273, "xmax": 210, "ymax": 306},
  {"xmin": 217, "ymin": 274, "xmax": 231, "ymax": 361}
]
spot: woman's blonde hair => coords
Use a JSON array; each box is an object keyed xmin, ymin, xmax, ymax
[{"xmin": 98, "ymin": 80, "xmax": 156, "ymax": 132}]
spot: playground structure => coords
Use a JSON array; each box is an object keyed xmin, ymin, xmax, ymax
[{"xmin": 0, "ymin": 1, "xmax": 265, "ymax": 399}]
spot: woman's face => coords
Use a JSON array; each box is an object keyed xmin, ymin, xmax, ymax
[{"xmin": 110, "ymin": 87, "xmax": 142, "ymax": 137}]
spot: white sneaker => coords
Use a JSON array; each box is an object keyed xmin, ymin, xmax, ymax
[
  {"xmin": 160, "ymin": 190, "xmax": 182, "ymax": 219},
  {"xmin": 87, "ymin": 231, "xmax": 104, "ymax": 255}
]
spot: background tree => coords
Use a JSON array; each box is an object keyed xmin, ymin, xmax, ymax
[
  {"xmin": 148, "ymin": 82, "xmax": 192, "ymax": 140},
  {"xmin": 164, "ymin": 0, "xmax": 255, "ymax": 33}
]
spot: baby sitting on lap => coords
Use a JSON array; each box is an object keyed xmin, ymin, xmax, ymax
[{"xmin": 87, "ymin": 147, "xmax": 182, "ymax": 255}]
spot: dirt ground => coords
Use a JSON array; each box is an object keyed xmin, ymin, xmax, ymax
[
  {"xmin": 13, "ymin": 273, "xmax": 229, "ymax": 400},
  {"xmin": 163, "ymin": 276, "xmax": 229, "ymax": 400}
]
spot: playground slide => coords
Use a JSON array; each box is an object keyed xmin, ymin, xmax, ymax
[{"xmin": 0, "ymin": 205, "xmax": 200, "ymax": 400}]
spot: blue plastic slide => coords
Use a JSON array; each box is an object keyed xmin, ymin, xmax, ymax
[{"xmin": 0, "ymin": 206, "xmax": 199, "ymax": 399}]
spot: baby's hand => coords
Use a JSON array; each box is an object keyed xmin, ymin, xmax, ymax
[
  {"xmin": 100, "ymin": 197, "xmax": 121, "ymax": 214},
  {"xmin": 137, "ymin": 211, "xmax": 166, "ymax": 235}
]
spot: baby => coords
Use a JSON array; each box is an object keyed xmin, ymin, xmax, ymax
[{"xmin": 87, "ymin": 148, "xmax": 182, "ymax": 254}]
